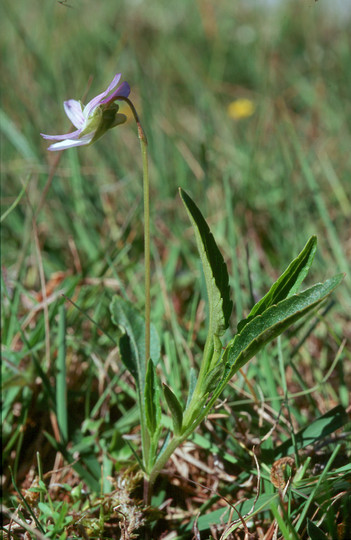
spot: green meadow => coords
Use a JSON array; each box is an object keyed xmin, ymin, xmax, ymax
[{"xmin": 1, "ymin": 0, "xmax": 350, "ymax": 538}]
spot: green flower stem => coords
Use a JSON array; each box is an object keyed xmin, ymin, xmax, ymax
[
  {"xmin": 141, "ymin": 134, "xmax": 151, "ymax": 365},
  {"xmin": 117, "ymin": 97, "xmax": 150, "ymax": 365},
  {"xmin": 117, "ymin": 96, "xmax": 151, "ymax": 478}
]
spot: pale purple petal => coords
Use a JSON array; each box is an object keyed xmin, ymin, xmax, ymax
[
  {"xmin": 47, "ymin": 133, "xmax": 94, "ymax": 151},
  {"xmin": 41, "ymin": 128, "xmax": 82, "ymax": 141},
  {"xmin": 63, "ymin": 100, "xmax": 85, "ymax": 128},
  {"xmin": 100, "ymin": 82, "xmax": 131, "ymax": 105},
  {"xmin": 84, "ymin": 73, "xmax": 122, "ymax": 117},
  {"xmin": 42, "ymin": 72, "xmax": 130, "ymax": 151}
]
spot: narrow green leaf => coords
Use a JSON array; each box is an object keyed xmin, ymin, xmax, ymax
[
  {"xmin": 145, "ymin": 359, "xmax": 161, "ymax": 436},
  {"xmin": 273, "ymin": 405, "xmax": 348, "ymax": 458},
  {"xmin": 163, "ymin": 383, "xmax": 183, "ymax": 435},
  {"xmin": 222, "ymin": 274, "xmax": 343, "ymax": 386},
  {"xmin": 237, "ymin": 236, "xmax": 317, "ymax": 332},
  {"xmin": 179, "ymin": 188, "xmax": 232, "ymax": 337},
  {"xmin": 110, "ymin": 296, "xmax": 160, "ymax": 389},
  {"xmin": 295, "ymin": 444, "xmax": 342, "ymax": 533},
  {"xmin": 56, "ymin": 305, "xmax": 68, "ymax": 443},
  {"xmin": 9, "ymin": 467, "xmax": 45, "ymax": 534},
  {"xmin": 123, "ymin": 437, "xmax": 146, "ymax": 472},
  {"xmin": 270, "ymin": 503, "xmax": 296, "ymax": 540}
]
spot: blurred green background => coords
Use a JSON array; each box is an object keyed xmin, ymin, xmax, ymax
[{"xmin": 2, "ymin": 0, "xmax": 350, "ymax": 302}]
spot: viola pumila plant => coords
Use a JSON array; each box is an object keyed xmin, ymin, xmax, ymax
[{"xmin": 41, "ymin": 71, "xmax": 343, "ymax": 506}]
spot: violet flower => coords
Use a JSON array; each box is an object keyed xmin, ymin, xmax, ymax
[{"xmin": 41, "ymin": 73, "xmax": 130, "ymax": 151}]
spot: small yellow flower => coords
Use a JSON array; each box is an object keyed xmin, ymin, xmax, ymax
[{"xmin": 227, "ymin": 98, "xmax": 255, "ymax": 120}]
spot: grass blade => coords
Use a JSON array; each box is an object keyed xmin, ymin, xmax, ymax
[{"xmin": 56, "ymin": 304, "xmax": 68, "ymax": 443}]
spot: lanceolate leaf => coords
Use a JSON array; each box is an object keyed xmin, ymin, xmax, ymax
[
  {"xmin": 163, "ymin": 384, "xmax": 183, "ymax": 435},
  {"xmin": 110, "ymin": 296, "xmax": 160, "ymax": 390},
  {"xmin": 219, "ymin": 274, "xmax": 343, "ymax": 392},
  {"xmin": 237, "ymin": 236, "xmax": 317, "ymax": 332},
  {"xmin": 179, "ymin": 188, "xmax": 232, "ymax": 337},
  {"xmin": 145, "ymin": 359, "xmax": 162, "ymax": 436}
]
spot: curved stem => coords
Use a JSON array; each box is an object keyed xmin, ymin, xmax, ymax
[
  {"xmin": 116, "ymin": 97, "xmax": 151, "ymax": 501},
  {"xmin": 141, "ymin": 136, "xmax": 150, "ymax": 364},
  {"xmin": 117, "ymin": 97, "xmax": 150, "ymax": 364}
]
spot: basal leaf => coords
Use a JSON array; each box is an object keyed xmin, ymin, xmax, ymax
[
  {"xmin": 110, "ymin": 296, "xmax": 160, "ymax": 390},
  {"xmin": 237, "ymin": 236, "xmax": 317, "ymax": 332},
  {"xmin": 222, "ymin": 274, "xmax": 343, "ymax": 385},
  {"xmin": 145, "ymin": 359, "xmax": 162, "ymax": 436},
  {"xmin": 179, "ymin": 188, "xmax": 232, "ymax": 337},
  {"xmin": 163, "ymin": 384, "xmax": 183, "ymax": 435}
]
